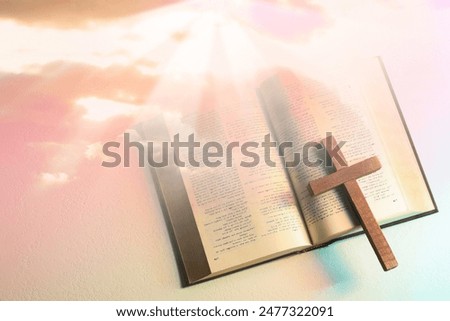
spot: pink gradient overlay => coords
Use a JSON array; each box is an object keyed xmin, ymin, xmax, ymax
[{"xmin": 0, "ymin": 0, "xmax": 449, "ymax": 300}]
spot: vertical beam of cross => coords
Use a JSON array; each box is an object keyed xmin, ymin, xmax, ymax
[{"xmin": 308, "ymin": 136, "xmax": 398, "ymax": 271}]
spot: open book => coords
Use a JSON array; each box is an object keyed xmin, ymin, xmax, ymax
[{"xmin": 136, "ymin": 58, "xmax": 437, "ymax": 286}]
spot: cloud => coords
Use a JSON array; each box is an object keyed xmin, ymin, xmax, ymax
[
  {"xmin": 0, "ymin": 60, "xmax": 159, "ymax": 194},
  {"xmin": 39, "ymin": 172, "xmax": 70, "ymax": 185},
  {"xmin": 76, "ymin": 97, "xmax": 140, "ymax": 122},
  {"xmin": 233, "ymin": 0, "xmax": 330, "ymax": 41},
  {"xmin": 0, "ymin": 61, "xmax": 158, "ymax": 142},
  {"xmin": 84, "ymin": 142, "xmax": 103, "ymax": 160},
  {"xmin": 171, "ymin": 31, "xmax": 189, "ymax": 42},
  {"xmin": 0, "ymin": 0, "xmax": 181, "ymax": 28}
]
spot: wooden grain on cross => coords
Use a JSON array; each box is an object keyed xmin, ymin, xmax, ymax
[{"xmin": 308, "ymin": 135, "xmax": 398, "ymax": 271}]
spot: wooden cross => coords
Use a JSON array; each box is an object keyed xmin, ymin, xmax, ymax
[{"xmin": 308, "ymin": 135, "xmax": 398, "ymax": 271}]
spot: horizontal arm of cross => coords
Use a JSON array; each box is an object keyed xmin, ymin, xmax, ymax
[{"xmin": 309, "ymin": 156, "xmax": 382, "ymax": 196}]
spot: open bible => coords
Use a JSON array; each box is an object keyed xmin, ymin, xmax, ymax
[{"xmin": 135, "ymin": 58, "xmax": 437, "ymax": 286}]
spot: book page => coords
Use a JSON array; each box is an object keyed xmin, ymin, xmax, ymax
[
  {"xmin": 164, "ymin": 84, "xmax": 311, "ymax": 274},
  {"xmin": 354, "ymin": 59, "xmax": 436, "ymax": 219},
  {"xmin": 258, "ymin": 65, "xmax": 409, "ymax": 244}
]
